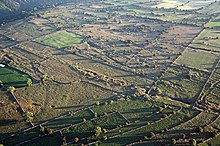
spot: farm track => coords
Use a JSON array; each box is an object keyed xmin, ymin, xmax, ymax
[{"xmin": 1, "ymin": 0, "xmax": 220, "ymax": 145}]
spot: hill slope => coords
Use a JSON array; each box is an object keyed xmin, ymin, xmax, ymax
[{"xmin": 0, "ymin": 0, "xmax": 76, "ymax": 24}]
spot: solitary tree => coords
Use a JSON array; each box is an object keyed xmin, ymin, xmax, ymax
[
  {"xmin": 0, "ymin": 80, "xmax": 3, "ymax": 88},
  {"xmin": 26, "ymin": 78, "xmax": 32, "ymax": 86},
  {"xmin": 61, "ymin": 136, "xmax": 66, "ymax": 144},
  {"xmin": 74, "ymin": 137, "xmax": 79, "ymax": 143},
  {"xmin": 44, "ymin": 128, "xmax": 53, "ymax": 135},
  {"xmin": 40, "ymin": 125, "xmax": 45, "ymax": 134},
  {"xmin": 7, "ymin": 86, "xmax": 15, "ymax": 94},
  {"xmin": 171, "ymin": 138, "xmax": 177, "ymax": 145},
  {"xmin": 196, "ymin": 127, "xmax": 203, "ymax": 133},
  {"xmin": 95, "ymin": 101, "xmax": 100, "ymax": 106},
  {"xmin": 24, "ymin": 111, "xmax": 34, "ymax": 123},
  {"xmin": 95, "ymin": 126, "xmax": 102, "ymax": 138},
  {"xmin": 190, "ymin": 139, "xmax": 197, "ymax": 146},
  {"xmin": 148, "ymin": 132, "xmax": 155, "ymax": 138},
  {"xmin": 41, "ymin": 74, "xmax": 48, "ymax": 83}
]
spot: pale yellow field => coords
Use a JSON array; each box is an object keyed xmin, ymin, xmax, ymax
[
  {"xmin": 178, "ymin": 0, "xmax": 216, "ymax": 10},
  {"xmin": 152, "ymin": 0, "xmax": 186, "ymax": 9}
]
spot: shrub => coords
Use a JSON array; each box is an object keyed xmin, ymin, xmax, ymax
[
  {"xmin": 182, "ymin": 134, "xmax": 186, "ymax": 139},
  {"xmin": 103, "ymin": 128, "xmax": 107, "ymax": 133},
  {"xmin": 95, "ymin": 126, "xmax": 102, "ymax": 138},
  {"xmin": 196, "ymin": 127, "xmax": 203, "ymax": 133},
  {"xmin": 171, "ymin": 139, "xmax": 177, "ymax": 145},
  {"xmin": 109, "ymin": 100, "xmax": 114, "ymax": 104},
  {"xmin": 26, "ymin": 78, "xmax": 32, "ymax": 86},
  {"xmin": 103, "ymin": 135, "xmax": 107, "ymax": 140},
  {"xmin": 94, "ymin": 112, "xmax": 98, "ymax": 118},
  {"xmin": 44, "ymin": 128, "xmax": 53, "ymax": 135},
  {"xmin": 189, "ymin": 139, "xmax": 196, "ymax": 146},
  {"xmin": 7, "ymin": 86, "xmax": 15, "ymax": 93},
  {"xmin": 24, "ymin": 111, "xmax": 34, "ymax": 123},
  {"xmin": 95, "ymin": 101, "xmax": 100, "ymax": 106},
  {"xmin": 0, "ymin": 80, "xmax": 3, "ymax": 88},
  {"xmin": 163, "ymin": 114, "xmax": 168, "ymax": 118},
  {"xmin": 61, "ymin": 136, "xmax": 66, "ymax": 144},
  {"xmin": 74, "ymin": 137, "xmax": 79, "ymax": 143},
  {"xmin": 41, "ymin": 74, "xmax": 48, "ymax": 82},
  {"xmin": 159, "ymin": 107, "xmax": 164, "ymax": 112},
  {"xmin": 40, "ymin": 125, "xmax": 44, "ymax": 134},
  {"xmin": 148, "ymin": 132, "xmax": 155, "ymax": 138}
]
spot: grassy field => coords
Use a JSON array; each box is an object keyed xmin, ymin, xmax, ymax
[
  {"xmin": 199, "ymin": 1, "xmax": 220, "ymax": 14},
  {"xmin": 1, "ymin": 0, "xmax": 220, "ymax": 145},
  {"xmin": 60, "ymin": 54, "xmax": 154, "ymax": 88},
  {"xmin": 34, "ymin": 30, "xmax": 85, "ymax": 49},
  {"xmin": 0, "ymin": 65, "xmax": 31, "ymax": 88},
  {"xmin": 205, "ymin": 15, "xmax": 220, "ymax": 29},
  {"xmin": 152, "ymin": 0, "xmax": 188, "ymax": 9},
  {"xmin": 15, "ymin": 81, "xmax": 115, "ymax": 123},
  {"xmin": 151, "ymin": 65, "xmax": 209, "ymax": 104},
  {"xmin": 175, "ymin": 49, "xmax": 219, "ymax": 72},
  {"xmin": 63, "ymin": 112, "xmax": 127, "ymax": 142},
  {"xmin": 177, "ymin": 0, "xmax": 216, "ymax": 10},
  {"xmin": 44, "ymin": 109, "xmax": 94, "ymax": 129},
  {"xmin": 190, "ymin": 29, "xmax": 220, "ymax": 52}
]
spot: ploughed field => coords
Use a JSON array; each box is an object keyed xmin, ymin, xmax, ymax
[{"xmin": 0, "ymin": 0, "xmax": 220, "ymax": 146}]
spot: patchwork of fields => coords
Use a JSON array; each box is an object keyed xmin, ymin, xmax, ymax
[{"xmin": 0, "ymin": 0, "xmax": 220, "ymax": 145}]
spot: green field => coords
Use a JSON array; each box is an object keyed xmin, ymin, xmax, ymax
[
  {"xmin": 14, "ymin": 81, "xmax": 115, "ymax": 123},
  {"xmin": 0, "ymin": 65, "xmax": 30, "ymax": 88},
  {"xmin": 1, "ymin": 0, "xmax": 220, "ymax": 145},
  {"xmin": 205, "ymin": 15, "xmax": 220, "ymax": 29},
  {"xmin": 151, "ymin": 65, "xmax": 208, "ymax": 104},
  {"xmin": 152, "ymin": 0, "xmax": 188, "ymax": 9},
  {"xmin": 190, "ymin": 29, "xmax": 220, "ymax": 51},
  {"xmin": 199, "ymin": 1, "xmax": 220, "ymax": 14},
  {"xmin": 175, "ymin": 49, "xmax": 219, "ymax": 72},
  {"xmin": 34, "ymin": 31, "xmax": 85, "ymax": 49}
]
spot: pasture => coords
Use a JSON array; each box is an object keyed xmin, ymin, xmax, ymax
[
  {"xmin": 34, "ymin": 31, "xmax": 85, "ymax": 49},
  {"xmin": 0, "ymin": 65, "xmax": 30, "ymax": 88},
  {"xmin": 0, "ymin": 0, "xmax": 220, "ymax": 145}
]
